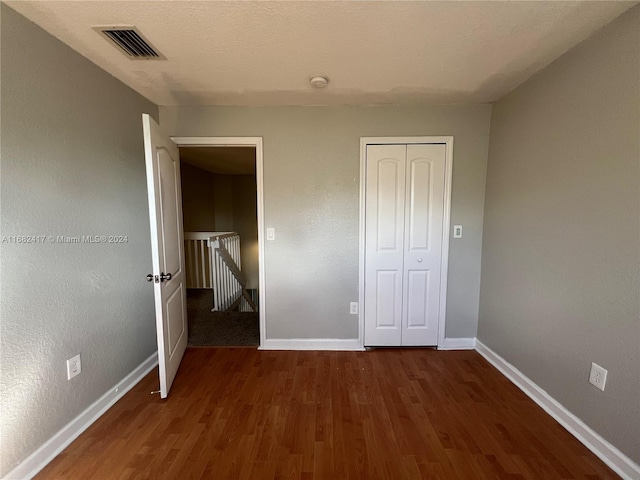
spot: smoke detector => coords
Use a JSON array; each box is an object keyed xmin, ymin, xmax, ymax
[{"xmin": 310, "ymin": 75, "xmax": 329, "ymax": 89}]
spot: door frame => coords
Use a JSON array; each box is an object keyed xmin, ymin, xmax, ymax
[
  {"xmin": 171, "ymin": 136, "xmax": 266, "ymax": 348},
  {"xmin": 359, "ymin": 136, "xmax": 454, "ymax": 349}
]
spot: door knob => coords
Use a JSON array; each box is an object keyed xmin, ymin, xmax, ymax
[
  {"xmin": 159, "ymin": 272, "xmax": 172, "ymax": 282},
  {"xmin": 146, "ymin": 274, "xmax": 154, "ymax": 282},
  {"xmin": 417, "ymin": 258, "xmax": 423, "ymax": 263}
]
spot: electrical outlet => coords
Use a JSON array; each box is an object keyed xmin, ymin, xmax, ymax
[
  {"xmin": 453, "ymin": 225, "xmax": 463, "ymax": 238},
  {"xmin": 589, "ymin": 362, "xmax": 607, "ymax": 391},
  {"xmin": 350, "ymin": 302, "xmax": 358, "ymax": 315},
  {"xmin": 67, "ymin": 354, "xmax": 81, "ymax": 380},
  {"xmin": 266, "ymin": 228, "xmax": 275, "ymax": 241}
]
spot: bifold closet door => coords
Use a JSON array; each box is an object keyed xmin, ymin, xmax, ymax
[
  {"xmin": 401, "ymin": 144, "xmax": 446, "ymax": 346},
  {"xmin": 364, "ymin": 145, "xmax": 406, "ymax": 346},
  {"xmin": 364, "ymin": 143, "xmax": 446, "ymax": 347}
]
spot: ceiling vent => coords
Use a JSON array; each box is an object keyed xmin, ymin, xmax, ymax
[{"xmin": 94, "ymin": 26, "xmax": 165, "ymax": 60}]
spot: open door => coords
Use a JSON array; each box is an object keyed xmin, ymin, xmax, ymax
[{"xmin": 143, "ymin": 114, "xmax": 187, "ymax": 398}]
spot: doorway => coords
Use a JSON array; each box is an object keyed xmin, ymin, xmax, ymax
[
  {"xmin": 174, "ymin": 137, "xmax": 266, "ymax": 347},
  {"xmin": 359, "ymin": 137, "xmax": 453, "ymax": 349}
]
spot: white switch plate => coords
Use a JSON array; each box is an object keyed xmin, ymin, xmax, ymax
[
  {"xmin": 589, "ymin": 362, "xmax": 607, "ymax": 391},
  {"xmin": 266, "ymin": 228, "xmax": 275, "ymax": 241},
  {"xmin": 67, "ymin": 354, "xmax": 81, "ymax": 380},
  {"xmin": 453, "ymin": 225, "xmax": 463, "ymax": 238},
  {"xmin": 350, "ymin": 302, "xmax": 358, "ymax": 315}
]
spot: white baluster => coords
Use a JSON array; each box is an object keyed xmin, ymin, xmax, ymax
[
  {"xmin": 214, "ymin": 244, "xmax": 222, "ymax": 310},
  {"xmin": 199, "ymin": 240, "xmax": 206, "ymax": 288}
]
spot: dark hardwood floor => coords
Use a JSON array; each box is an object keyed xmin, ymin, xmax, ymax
[{"xmin": 36, "ymin": 348, "xmax": 618, "ymax": 479}]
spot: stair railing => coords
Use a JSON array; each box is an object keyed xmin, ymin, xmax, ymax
[{"xmin": 208, "ymin": 233, "xmax": 257, "ymax": 312}]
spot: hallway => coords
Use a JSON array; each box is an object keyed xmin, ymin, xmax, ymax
[{"xmin": 187, "ymin": 289, "xmax": 259, "ymax": 347}]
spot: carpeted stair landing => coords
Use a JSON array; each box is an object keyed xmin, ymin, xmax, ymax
[{"xmin": 187, "ymin": 289, "xmax": 259, "ymax": 347}]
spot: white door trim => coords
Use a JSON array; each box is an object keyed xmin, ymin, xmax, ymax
[
  {"xmin": 359, "ymin": 136, "xmax": 454, "ymax": 349},
  {"xmin": 171, "ymin": 136, "xmax": 266, "ymax": 348}
]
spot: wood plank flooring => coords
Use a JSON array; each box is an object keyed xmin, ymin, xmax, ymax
[{"xmin": 35, "ymin": 348, "xmax": 618, "ymax": 479}]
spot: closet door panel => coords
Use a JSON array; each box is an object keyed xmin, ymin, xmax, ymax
[
  {"xmin": 364, "ymin": 144, "xmax": 406, "ymax": 346},
  {"xmin": 402, "ymin": 144, "xmax": 446, "ymax": 346}
]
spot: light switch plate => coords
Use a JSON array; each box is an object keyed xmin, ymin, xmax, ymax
[
  {"xmin": 453, "ymin": 225, "xmax": 463, "ymax": 238},
  {"xmin": 266, "ymin": 228, "xmax": 275, "ymax": 241}
]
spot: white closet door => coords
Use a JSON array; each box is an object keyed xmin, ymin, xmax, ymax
[
  {"xmin": 401, "ymin": 144, "xmax": 446, "ymax": 346},
  {"xmin": 364, "ymin": 145, "xmax": 406, "ymax": 346}
]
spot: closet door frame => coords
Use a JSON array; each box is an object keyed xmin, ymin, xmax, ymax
[{"xmin": 358, "ymin": 136, "xmax": 454, "ymax": 350}]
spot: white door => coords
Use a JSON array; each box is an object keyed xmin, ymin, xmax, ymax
[
  {"xmin": 143, "ymin": 114, "xmax": 187, "ymax": 398},
  {"xmin": 364, "ymin": 145, "xmax": 406, "ymax": 346},
  {"xmin": 364, "ymin": 143, "xmax": 446, "ymax": 347},
  {"xmin": 401, "ymin": 144, "xmax": 446, "ymax": 346}
]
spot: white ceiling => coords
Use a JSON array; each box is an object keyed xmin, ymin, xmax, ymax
[{"xmin": 7, "ymin": 1, "xmax": 636, "ymax": 106}]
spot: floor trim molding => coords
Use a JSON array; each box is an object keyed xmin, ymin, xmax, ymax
[
  {"xmin": 3, "ymin": 352, "xmax": 158, "ymax": 480},
  {"xmin": 259, "ymin": 338, "xmax": 365, "ymax": 351},
  {"xmin": 475, "ymin": 340, "xmax": 639, "ymax": 480},
  {"xmin": 438, "ymin": 337, "xmax": 477, "ymax": 350}
]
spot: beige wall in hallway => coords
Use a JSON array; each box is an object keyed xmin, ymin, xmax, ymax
[
  {"xmin": 211, "ymin": 174, "xmax": 259, "ymax": 290},
  {"xmin": 181, "ymin": 164, "xmax": 259, "ymax": 289},
  {"xmin": 181, "ymin": 162, "xmax": 216, "ymax": 232},
  {"xmin": 229, "ymin": 175, "xmax": 259, "ymax": 290}
]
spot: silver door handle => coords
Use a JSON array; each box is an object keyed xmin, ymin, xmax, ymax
[
  {"xmin": 417, "ymin": 258, "xmax": 423, "ymax": 263},
  {"xmin": 146, "ymin": 274, "xmax": 154, "ymax": 282},
  {"xmin": 159, "ymin": 272, "xmax": 172, "ymax": 282}
]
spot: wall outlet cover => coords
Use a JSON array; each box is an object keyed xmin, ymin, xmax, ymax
[
  {"xmin": 350, "ymin": 302, "xmax": 358, "ymax": 315},
  {"xmin": 588, "ymin": 362, "xmax": 607, "ymax": 391},
  {"xmin": 67, "ymin": 354, "xmax": 82, "ymax": 380}
]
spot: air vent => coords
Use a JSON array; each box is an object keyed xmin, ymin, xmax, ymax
[{"xmin": 94, "ymin": 26, "xmax": 165, "ymax": 60}]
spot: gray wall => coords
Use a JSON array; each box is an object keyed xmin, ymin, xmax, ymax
[
  {"xmin": 0, "ymin": 5, "xmax": 158, "ymax": 475},
  {"xmin": 181, "ymin": 162, "xmax": 217, "ymax": 232},
  {"xmin": 160, "ymin": 105, "xmax": 491, "ymax": 339},
  {"xmin": 478, "ymin": 5, "xmax": 640, "ymax": 463}
]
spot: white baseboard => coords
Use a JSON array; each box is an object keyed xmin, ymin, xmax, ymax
[
  {"xmin": 259, "ymin": 338, "xmax": 365, "ymax": 351},
  {"xmin": 3, "ymin": 352, "xmax": 158, "ymax": 480},
  {"xmin": 475, "ymin": 340, "xmax": 639, "ymax": 480},
  {"xmin": 438, "ymin": 337, "xmax": 477, "ymax": 350},
  {"xmin": 260, "ymin": 337, "xmax": 475, "ymax": 351}
]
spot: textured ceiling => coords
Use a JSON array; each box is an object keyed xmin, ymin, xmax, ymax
[
  {"xmin": 7, "ymin": 1, "xmax": 636, "ymax": 106},
  {"xmin": 180, "ymin": 147, "xmax": 256, "ymax": 175}
]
